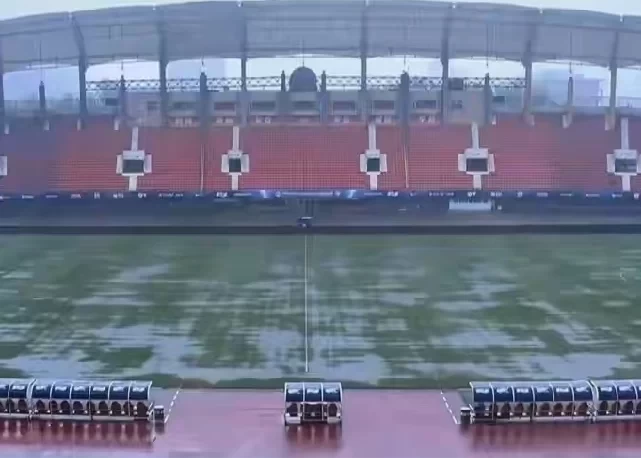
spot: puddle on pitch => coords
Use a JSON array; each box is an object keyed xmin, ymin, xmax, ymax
[
  {"xmin": 407, "ymin": 353, "xmax": 634, "ymax": 381},
  {"xmin": 107, "ymin": 263, "xmax": 171, "ymax": 284},
  {"xmin": 431, "ymin": 328, "xmax": 546, "ymax": 350}
]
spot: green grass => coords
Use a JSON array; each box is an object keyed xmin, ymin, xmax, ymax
[{"xmin": 0, "ymin": 234, "xmax": 640, "ymax": 389}]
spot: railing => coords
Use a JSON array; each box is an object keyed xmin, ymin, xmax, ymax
[{"xmin": 86, "ymin": 75, "xmax": 527, "ymax": 93}]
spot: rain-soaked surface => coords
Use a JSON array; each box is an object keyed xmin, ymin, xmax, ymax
[{"xmin": 0, "ymin": 234, "xmax": 639, "ymax": 387}]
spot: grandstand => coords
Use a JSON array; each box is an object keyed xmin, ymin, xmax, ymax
[{"xmin": 0, "ymin": 0, "xmax": 638, "ymax": 220}]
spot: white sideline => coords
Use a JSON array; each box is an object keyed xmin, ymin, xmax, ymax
[
  {"xmin": 164, "ymin": 386, "xmax": 182, "ymax": 425},
  {"xmin": 440, "ymin": 390, "xmax": 459, "ymax": 425}
]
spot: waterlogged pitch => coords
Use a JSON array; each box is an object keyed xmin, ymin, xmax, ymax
[{"xmin": 0, "ymin": 234, "xmax": 640, "ymax": 388}]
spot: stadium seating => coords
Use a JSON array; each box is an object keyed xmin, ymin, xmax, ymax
[
  {"xmin": 626, "ymin": 117, "xmax": 641, "ymax": 192},
  {"xmin": 0, "ymin": 115, "xmax": 636, "ymax": 195},
  {"xmin": 374, "ymin": 125, "xmax": 407, "ymax": 190},
  {"xmin": 481, "ymin": 116, "xmax": 563, "ymax": 191},
  {"xmin": 0, "ymin": 120, "xmax": 56, "ymax": 194},
  {"xmin": 137, "ymin": 127, "xmax": 203, "ymax": 192},
  {"xmin": 204, "ymin": 126, "xmax": 235, "ymax": 192},
  {"xmin": 556, "ymin": 115, "xmax": 619, "ymax": 192},
  {"xmin": 49, "ymin": 118, "xmax": 130, "ymax": 192},
  {"xmin": 407, "ymin": 125, "xmax": 472, "ymax": 190},
  {"xmin": 239, "ymin": 125, "xmax": 368, "ymax": 190}
]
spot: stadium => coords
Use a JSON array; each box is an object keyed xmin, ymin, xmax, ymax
[{"xmin": 2, "ymin": 0, "xmax": 641, "ymax": 457}]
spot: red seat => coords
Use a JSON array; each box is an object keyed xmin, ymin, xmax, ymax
[
  {"xmin": 204, "ymin": 126, "xmax": 234, "ymax": 192},
  {"xmin": 375, "ymin": 125, "xmax": 407, "ymax": 190},
  {"xmin": 483, "ymin": 115, "xmax": 563, "ymax": 191},
  {"xmin": 239, "ymin": 125, "xmax": 369, "ymax": 190},
  {"xmin": 408, "ymin": 125, "xmax": 472, "ymax": 190},
  {"xmin": 626, "ymin": 118, "xmax": 641, "ymax": 192},
  {"xmin": 0, "ymin": 121, "xmax": 55, "ymax": 194},
  {"xmin": 137, "ymin": 127, "xmax": 203, "ymax": 192},
  {"xmin": 50, "ymin": 118, "xmax": 129, "ymax": 192},
  {"xmin": 557, "ymin": 115, "xmax": 618, "ymax": 192}
]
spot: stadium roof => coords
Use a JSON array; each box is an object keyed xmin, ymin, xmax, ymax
[{"xmin": 0, "ymin": 0, "xmax": 637, "ymax": 73}]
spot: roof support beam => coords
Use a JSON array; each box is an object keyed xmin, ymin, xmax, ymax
[
  {"xmin": 157, "ymin": 19, "xmax": 169, "ymax": 127},
  {"xmin": 440, "ymin": 11, "xmax": 451, "ymax": 124},
  {"xmin": 71, "ymin": 15, "xmax": 88, "ymax": 127}
]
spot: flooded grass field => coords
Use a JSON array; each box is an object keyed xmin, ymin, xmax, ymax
[{"xmin": 0, "ymin": 234, "xmax": 639, "ymax": 388}]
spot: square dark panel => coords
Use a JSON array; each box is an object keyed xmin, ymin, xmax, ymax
[
  {"xmin": 366, "ymin": 157, "xmax": 381, "ymax": 172},
  {"xmin": 466, "ymin": 158, "xmax": 488, "ymax": 172},
  {"xmin": 123, "ymin": 159, "xmax": 144, "ymax": 174},
  {"xmin": 228, "ymin": 157, "xmax": 242, "ymax": 173},
  {"xmin": 615, "ymin": 158, "xmax": 637, "ymax": 173}
]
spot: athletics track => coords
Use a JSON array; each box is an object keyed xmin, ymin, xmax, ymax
[{"xmin": 1, "ymin": 389, "xmax": 640, "ymax": 457}]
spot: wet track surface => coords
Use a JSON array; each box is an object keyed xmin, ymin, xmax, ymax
[{"xmin": 2, "ymin": 390, "xmax": 641, "ymax": 458}]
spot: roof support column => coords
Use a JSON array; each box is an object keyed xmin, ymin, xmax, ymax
[
  {"xmin": 360, "ymin": 7, "xmax": 369, "ymax": 122},
  {"xmin": 608, "ymin": 30, "xmax": 619, "ymax": 131},
  {"xmin": 72, "ymin": 16, "xmax": 88, "ymax": 128},
  {"xmin": 158, "ymin": 24, "xmax": 169, "ymax": 127},
  {"xmin": 119, "ymin": 75, "xmax": 128, "ymax": 119},
  {"xmin": 562, "ymin": 75, "xmax": 574, "ymax": 128},
  {"xmin": 39, "ymin": 81, "xmax": 47, "ymax": 123},
  {"xmin": 199, "ymin": 70, "xmax": 209, "ymax": 128},
  {"xmin": 239, "ymin": 13, "xmax": 248, "ymax": 126},
  {"xmin": 0, "ymin": 45, "xmax": 5, "ymax": 132},
  {"xmin": 608, "ymin": 65, "xmax": 618, "ymax": 129},
  {"xmin": 440, "ymin": 15, "xmax": 451, "ymax": 124},
  {"xmin": 78, "ymin": 55, "xmax": 87, "ymax": 125},
  {"xmin": 483, "ymin": 73, "xmax": 492, "ymax": 125},
  {"xmin": 522, "ymin": 16, "xmax": 538, "ymax": 125},
  {"xmin": 319, "ymin": 71, "xmax": 328, "ymax": 124},
  {"xmin": 441, "ymin": 59, "xmax": 449, "ymax": 124},
  {"xmin": 566, "ymin": 76, "xmax": 574, "ymax": 112},
  {"xmin": 399, "ymin": 71, "xmax": 410, "ymax": 127},
  {"xmin": 240, "ymin": 56, "xmax": 248, "ymax": 126},
  {"xmin": 522, "ymin": 58, "xmax": 533, "ymax": 122},
  {"xmin": 241, "ymin": 57, "xmax": 247, "ymax": 92}
]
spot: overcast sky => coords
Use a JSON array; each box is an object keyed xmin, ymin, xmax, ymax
[{"xmin": 4, "ymin": 0, "xmax": 641, "ymax": 99}]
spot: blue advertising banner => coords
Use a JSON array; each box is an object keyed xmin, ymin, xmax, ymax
[{"xmin": 0, "ymin": 190, "xmax": 638, "ymax": 202}]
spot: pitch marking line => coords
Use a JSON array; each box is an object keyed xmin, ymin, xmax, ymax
[
  {"xmin": 164, "ymin": 386, "xmax": 182, "ymax": 425},
  {"xmin": 440, "ymin": 390, "xmax": 459, "ymax": 425}
]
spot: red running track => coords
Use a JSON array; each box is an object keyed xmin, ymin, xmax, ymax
[{"xmin": 1, "ymin": 389, "xmax": 641, "ymax": 457}]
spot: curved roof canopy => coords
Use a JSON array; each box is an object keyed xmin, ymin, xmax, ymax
[{"xmin": 0, "ymin": 0, "xmax": 637, "ymax": 73}]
